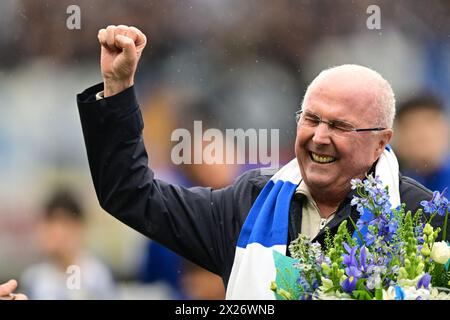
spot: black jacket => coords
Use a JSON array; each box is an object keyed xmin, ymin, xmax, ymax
[{"xmin": 77, "ymin": 83, "xmax": 443, "ymax": 289}]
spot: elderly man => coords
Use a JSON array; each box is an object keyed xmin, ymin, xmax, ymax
[{"xmin": 77, "ymin": 25, "xmax": 439, "ymax": 299}]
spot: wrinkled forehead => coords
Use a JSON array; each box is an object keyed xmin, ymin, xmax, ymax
[{"xmin": 304, "ymin": 71, "xmax": 380, "ymax": 119}]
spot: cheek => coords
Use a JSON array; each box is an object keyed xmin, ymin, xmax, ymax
[
  {"xmin": 344, "ymin": 139, "xmax": 377, "ymax": 170},
  {"xmin": 294, "ymin": 136, "xmax": 301, "ymax": 157},
  {"xmin": 295, "ymin": 128, "xmax": 309, "ymax": 152}
]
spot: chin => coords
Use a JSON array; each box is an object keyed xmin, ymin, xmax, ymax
[{"xmin": 303, "ymin": 174, "xmax": 335, "ymax": 190}]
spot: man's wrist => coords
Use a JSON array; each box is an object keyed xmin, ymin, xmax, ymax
[{"xmin": 103, "ymin": 79, "xmax": 134, "ymax": 98}]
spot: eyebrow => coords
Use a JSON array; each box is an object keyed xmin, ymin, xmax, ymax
[{"xmin": 304, "ymin": 110, "xmax": 355, "ymax": 125}]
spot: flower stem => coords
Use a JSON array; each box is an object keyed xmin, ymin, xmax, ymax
[
  {"xmin": 349, "ymin": 216, "xmax": 365, "ymax": 246},
  {"xmin": 443, "ymin": 209, "xmax": 448, "ymax": 241},
  {"xmin": 429, "ymin": 212, "xmax": 437, "ymax": 224}
]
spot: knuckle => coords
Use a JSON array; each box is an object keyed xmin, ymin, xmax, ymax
[
  {"xmin": 106, "ymin": 25, "xmax": 116, "ymax": 33},
  {"xmin": 98, "ymin": 29, "xmax": 106, "ymax": 38},
  {"xmin": 130, "ymin": 26, "xmax": 141, "ymax": 35}
]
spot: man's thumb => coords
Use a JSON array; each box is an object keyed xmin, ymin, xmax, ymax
[{"xmin": 114, "ymin": 34, "xmax": 136, "ymax": 58}]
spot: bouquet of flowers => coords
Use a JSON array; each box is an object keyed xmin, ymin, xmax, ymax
[{"xmin": 270, "ymin": 175, "xmax": 450, "ymax": 300}]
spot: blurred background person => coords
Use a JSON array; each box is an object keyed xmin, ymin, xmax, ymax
[
  {"xmin": 19, "ymin": 188, "xmax": 117, "ymax": 299},
  {"xmin": 180, "ymin": 260, "xmax": 225, "ymax": 300},
  {"xmin": 393, "ymin": 94, "xmax": 450, "ymax": 192}
]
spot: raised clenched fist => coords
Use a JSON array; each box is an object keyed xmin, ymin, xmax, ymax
[{"xmin": 97, "ymin": 25, "xmax": 147, "ymax": 97}]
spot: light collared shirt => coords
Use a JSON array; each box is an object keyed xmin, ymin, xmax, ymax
[
  {"xmin": 295, "ymin": 180, "xmax": 335, "ymax": 240},
  {"xmin": 96, "ymin": 91, "xmax": 105, "ymax": 100}
]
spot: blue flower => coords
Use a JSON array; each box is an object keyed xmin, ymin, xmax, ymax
[
  {"xmin": 297, "ymin": 276, "xmax": 311, "ymax": 293},
  {"xmin": 351, "ymin": 175, "xmax": 392, "ymax": 219},
  {"xmin": 364, "ymin": 230, "xmax": 376, "ymax": 246},
  {"xmin": 343, "ymin": 243, "xmax": 358, "ymax": 267},
  {"xmin": 342, "ymin": 266, "xmax": 362, "ymax": 293},
  {"xmin": 417, "ymin": 273, "xmax": 431, "ymax": 289},
  {"xmin": 420, "ymin": 199, "xmax": 437, "ymax": 215},
  {"xmin": 351, "ymin": 196, "xmax": 368, "ymax": 215},
  {"xmin": 421, "ymin": 189, "xmax": 449, "ymax": 216},
  {"xmin": 395, "ymin": 286, "xmax": 405, "ymax": 300},
  {"xmin": 388, "ymin": 218, "xmax": 399, "ymax": 234},
  {"xmin": 359, "ymin": 246, "xmax": 368, "ymax": 272},
  {"xmin": 369, "ymin": 187, "xmax": 391, "ymax": 212}
]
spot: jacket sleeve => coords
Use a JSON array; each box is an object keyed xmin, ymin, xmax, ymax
[{"xmin": 76, "ymin": 83, "xmax": 250, "ymax": 276}]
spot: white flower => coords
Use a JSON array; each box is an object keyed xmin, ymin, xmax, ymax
[
  {"xmin": 430, "ymin": 287, "xmax": 450, "ymax": 300},
  {"xmin": 402, "ymin": 286, "xmax": 431, "ymax": 300},
  {"xmin": 382, "ymin": 286, "xmax": 396, "ymax": 300},
  {"xmin": 431, "ymin": 241, "xmax": 450, "ymax": 264},
  {"xmin": 383, "ymin": 285, "xmax": 450, "ymax": 300},
  {"xmin": 314, "ymin": 290, "xmax": 351, "ymax": 300},
  {"xmin": 367, "ymin": 274, "xmax": 381, "ymax": 290}
]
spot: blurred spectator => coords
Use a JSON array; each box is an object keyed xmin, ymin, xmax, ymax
[
  {"xmin": 19, "ymin": 188, "xmax": 117, "ymax": 299},
  {"xmin": 180, "ymin": 260, "xmax": 225, "ymax": 300},
  {"xmin": 394, "ymin": 94, "xmax": 450, "ymax": 192},
  {"xmin": 137, "ymin": 240, "xmax": 184, "ymax": 299}
]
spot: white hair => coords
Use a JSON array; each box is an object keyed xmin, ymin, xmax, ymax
[{"xmin": 303, "ymin": 64, "xmax": 396, "ymax": 128}]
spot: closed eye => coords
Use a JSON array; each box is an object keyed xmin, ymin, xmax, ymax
[
  {"xmin": 330, "ymin": 120, "xmax": 355, "ymax": 132},
  {"xmin": 304, "ymin": 115, "xmax": 321, "ymax": 124}
]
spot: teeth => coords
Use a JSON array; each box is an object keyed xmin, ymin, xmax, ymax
[{"xmin": 311, "ymin": 152, "xmax": 335, "ymax": 163}]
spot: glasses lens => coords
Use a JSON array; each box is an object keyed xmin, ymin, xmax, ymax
[
  {"xmin": 331, "ymin": 121, "xmax": 355, "ymax": 133},
  {"xmin": 301, "ymin": 112, "xmax": 320, "ymax": 126},
  {"xmin": 297, "ymin": 111, "xmax": 359, "ymax": 137}
]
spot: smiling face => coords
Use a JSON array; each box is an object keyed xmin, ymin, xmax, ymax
[{"xmin": 295, "ymin": 67, "xmax": 393, "ymax": 200}]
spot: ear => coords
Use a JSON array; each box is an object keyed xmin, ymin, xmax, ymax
[{"xmin": 374, "ymin": 129, "xmax": 393, "ymax": 159}]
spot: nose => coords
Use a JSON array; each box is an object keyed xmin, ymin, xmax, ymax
[{"xmin": 312, "ymin": 122, "xmax": 332, "ymax": 145}]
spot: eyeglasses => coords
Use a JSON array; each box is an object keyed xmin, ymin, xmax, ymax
[{"xmin": 295, "ymin": 110, "xmax": 386, "ymax": 137}]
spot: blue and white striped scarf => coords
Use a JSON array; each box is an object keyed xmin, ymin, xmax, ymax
[{"xmin": 226, "ymin": 147, "xmax": 400, "ymax": 299}]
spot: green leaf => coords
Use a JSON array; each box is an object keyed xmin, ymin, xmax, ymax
[
  {"xmin": 375, "ymin": 288, "xmax": 383, "ymax": 300},
  {"xmin": 355, "ymin": 278, "xmax": 367, "ymax": 291},
  {"xmin": 352, "ymin": 290, "xmax": 373, "ymax": 300}
]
